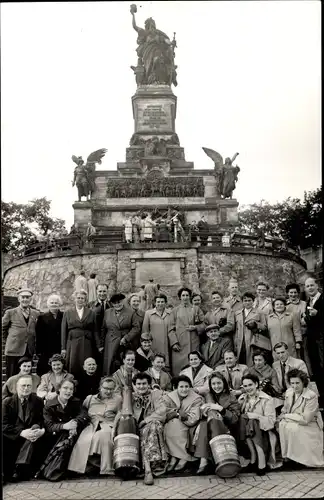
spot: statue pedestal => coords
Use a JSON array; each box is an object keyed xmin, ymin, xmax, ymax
[
  {"xmin": 132, "ymin": 85, "xmax": 177, "ymax": 136},
  {"xmin": 73, "ymin": 202, "xmax": 92, "ymax": 230}
]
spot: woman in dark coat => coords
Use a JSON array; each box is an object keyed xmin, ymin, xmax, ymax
[
  {"xmin": 36, "ymin": 294, "xmax": 64, "ymax": 376},
  {"xmin": 61, "ymin": 290, "xmax": 101, "ymax": 379},
  {"xmin": 192, "ymin": 371, "xmax": 241, "ymax": 474},
  {"xmin": 40, "ymin": 378, "xmax": 89, "ymax": 481}
]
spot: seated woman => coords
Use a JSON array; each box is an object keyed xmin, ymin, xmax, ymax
[
  {"xmin": 180, "ymin": 351, "xmax": 213, "ymax": 396},
  {"xmin": 134, "ymin": 333, "xmax": 155, "ymax": 372},
  {"xmin": 278, "ymin": 368, "xmax": 324, "ymax": 468},
  {"xmin": 39, "ymin": 379, "xmax": 89, "ymax": 481},
  {"xmin": 36, "ymin": 354, "xmax": 74, "ymax": 402},
  {"xmin": 130, "ymin": 372, "xmax": 168, "ymax": 485},
  {"xmin": 163, "ymin": 375, "xmax": 203, "ymax": 472},
  {"xmin": 238, "ymin": 373, "xmax": 281, "ymax": 475},
  {"xmin": 249, "ymin": 350, "xmax": 283, "ymax": 410},
  {"xmin": 68, "ymin": 377, "xmax": 123, "ymax": 476},
  {"xmin": 2, "ymin": 356, "xmax": 40, "ymax": 400},
  {"xmin": 112, "ymin": 350, "xmax": 139, "ymax": 395},
  {"xmin": 146, "ymin": 353, "xmax": 172, "ymax": 392},
  {"xmin": 192, "ymin": 371, "xmax": 241, "ymax": 474}
]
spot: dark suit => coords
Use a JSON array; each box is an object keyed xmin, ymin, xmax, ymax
[
  {"xmin": 2, "ymin": 393, "xmax": 45, "ymax": 479},
  {"xmin": 304, "ymin": 293, "xmax": 324, "ymax": 404},
  {"xmin": 101, "ymin": 307, "xmax": 141, "ymax": 375},
  {"xmin": 89, "ymin": 299, "xmax": 111, "ymax": 333},
  {"xmin": 35, "ymin": 311, "xmax": 63, "ymax": 376},
  {"xmin": 61, "ymin": 308, "xmax": 100, "ymax": 378},
  {"xmin": 2, "ymin": 306, "xmax": 39, "ymax": 378},
  {"xmin": 201, "ymin": 337, "xmax": 233, "ymax": 370}
]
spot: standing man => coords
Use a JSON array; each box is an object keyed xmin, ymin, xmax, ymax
[
  {"xmin": 74, "ymin": 270, "xmax": 88, "ymax": 295},
  {"xmin": 89, "ymin": 283, "xmax": 111, "ymax": 333},
  {"xmin": 197, "ymin": 215, "xmax": 209, "ymax": 246},
  {"xmin": 303, "ymin": 277, "xmax": 324, "ymax": 407},
  {"xmin": 144, "ymin": 279, "xmax": 159, "ymax": 311},
  {"xmin": 2, "ymin": 288, "xmax": 39, "ymax": 379},
  {"xmin": 224, "ymin": 279, "xmax": 242, "ymax": 313},
  {"xmin": 285, "ymin": 283, "xmax": 310, "ymax": 372}
]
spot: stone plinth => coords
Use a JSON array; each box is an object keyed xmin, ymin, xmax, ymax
[
  {"xmin": 73, "ymin": 202, "xmax": 93, "ymax": 229},
  {"xmin": 132, "ymin": 85, "xmax": 176, "ymax": 135}
]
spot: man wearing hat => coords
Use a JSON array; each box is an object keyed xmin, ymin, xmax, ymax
[
  {"xmin": 2, "ymin": 288, "xmax": 39, "ymax": 379},
  {"xmin": 201, "ymin": 324, "xmax": 233, "ymax": 370},
  {"xmin": 101, "ymin": 293, "xmax": 141, "ymax": 375}
]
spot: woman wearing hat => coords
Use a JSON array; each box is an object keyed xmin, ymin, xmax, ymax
[
  {"xmin": 168, "ymin": 288, "xmax": 205, "ymax": 377},
  {"xmin": 37, "ymin": 354, "xmax": 74, "ymax": 401},
  {"xmin": 61, "ymin": 290, "xmax": 101, "ymax": 379},
  {"xmin": 2, "ymin": 356, "xmax": 40, "ymax": 400},
  {"xmin": 101, "ymin": 293, "xmax": 141, "ymax": 375}
]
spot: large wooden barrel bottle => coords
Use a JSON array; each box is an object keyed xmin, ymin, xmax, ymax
[
  {"xmin": 207, "ymin": 409, "xmax": 241, "ymax": 478},
  {"xmin": 113, "ymin": 372, "xmax": 140, "ymax": 479}
]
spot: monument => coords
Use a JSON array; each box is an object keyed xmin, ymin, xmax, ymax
[
  {"xmin": 72, "ymin": 4, "xmax": 239, "ymax": 234},
  {"xmin": 2, "ymin": 5, "xmax": 307, "ymax": 310}
]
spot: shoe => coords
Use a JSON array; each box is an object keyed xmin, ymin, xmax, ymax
[
  {"xmin": 167, "ymin": 457, "xmax": 177, "ymax": 472},
  {"xmin": 144, "ymin": 472, "xmax": 154, "ymax": 485},
  {"xmin": 174, "ymin": 459, "xmax": 187, "ymax": 472},
  {"xmin": 196, "ymin": 464, "xmax": 208, "ymax": 475},
  {"xmin": 256, "ymin": 467, "xmax": 267, "ymax": 476}
]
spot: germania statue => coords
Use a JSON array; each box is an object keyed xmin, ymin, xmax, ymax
[{"xmin": 130, "ymin": 4, "xmax": 177, "ymax": 87}]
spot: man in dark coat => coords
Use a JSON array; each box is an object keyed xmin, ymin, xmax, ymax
[
  {"xmin": 101, "ymin": 293, "xmax": 141, "ymax": 375},
  {"xmin": 197, "ymin": 216, "xmax": 209, "ymax": 246},
  {"xmin": 304, "ymin": 277, "xmax": 324, "ymax": 407},
  {"xmin": 2, "ymin": 288, "xmax": 39, "ymax": 379},
  {"xmin": 35, "ymin": 294, "xmax": 64, "ymax": 376},
  {"xmin": 201, "ymin": 324, "xmax": 233, "ymax": 370},
  {"xmin": 89, "ymin": 283, "xmax": 111, "ymax": 332},
  {"xmin": 2, "ymin": 375, "xmax": 46, "ymax": 481}
]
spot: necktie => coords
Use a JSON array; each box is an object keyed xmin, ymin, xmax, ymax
[
  {"xmin": 21, "ymin": 398, "xmax": 27, "ymax": 420},
  {"xmin": 281, "ymin": 363, "xmax": 287, "ymax": 391},
  {"xmin": 100, "ymin": 301, "xmax": 105, "ymax": 316},
  {"xmin": 208, "ymin": 341, "xmax": 213, "ymax": 357}
]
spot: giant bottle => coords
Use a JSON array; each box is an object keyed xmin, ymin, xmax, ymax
[{"xmin": 113, "ymin": 372, "xmax": 140, "ymax": 479}]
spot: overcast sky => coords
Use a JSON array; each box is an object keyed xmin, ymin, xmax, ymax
[{"xmin": 1, "ymin": 1, "xmax": 321, "ymax": 229}]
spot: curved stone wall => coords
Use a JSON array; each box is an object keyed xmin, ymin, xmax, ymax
[{"xmin": 2, "ymin": 246, "xmax": 307, "ymax": 311}]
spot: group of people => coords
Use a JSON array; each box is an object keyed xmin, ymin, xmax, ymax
[{"xmin": 2, "ymin": 276, "xmax": 323, "ymax": 484}]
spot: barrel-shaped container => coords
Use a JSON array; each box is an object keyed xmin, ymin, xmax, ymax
[{"xmin": 209, "ymin": 433, "xmax": 241, "ymax": 478}]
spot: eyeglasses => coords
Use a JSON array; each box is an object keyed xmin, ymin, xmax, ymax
[{"xmin": 20, "ymin": 295, "xmax": 31, "ymax": 299}]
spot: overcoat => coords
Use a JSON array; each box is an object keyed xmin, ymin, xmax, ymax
[
  {"xmin": 142, "ymin": 308, "xmax": 173, "ymax": 369},
  {"xmin": 101, "ymin": 306, "xmax": 141, "ymax": 375},
  {"xmin": 304, "ymin": 293, "xmax": 324, "ymax": 404},
  {"xmin": 2, "ymin": 306, "xmax": 39, "ymax": 357},
  {"xmin": 168, "ymin": 304, "xmax": 205, "ymax": 376},
  {"xmin": 278, "ymin": 387, "xmax": 324, "ymax": 467},
  {"xmin": 180, "ymin": 364, "xmax": 213, "ymax": 396},
  {"xmin": 266, "ymin": 311, "xmax": 302, "ymax": 357},
  {"xmin": 61, "ymin": 308, "xmax": 100, "ymax": 378},
  {"xmin": 35, "ymin": 311, "xmax": 63, "ymax": 375},
  {"xmin": 68, "ymin": 393, "xmax": 122, "ymax": 474},
  {"xmin": 234, "ymin": 308, "xmax": 269, "ymax": 366},
  {"xmin": 204, "ymin": 307, "xmax": 235, "ymax": 337},
  {"xmin": 201, "ymin": 337, "xmax": 233, "ymax": 370}
]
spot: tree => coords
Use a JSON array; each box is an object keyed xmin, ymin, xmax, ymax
[
  {"xmin": 1, "ymin": 198, "xmax": 67, "ymax": 253},
  {"xmin": 238, "ymin": 187, "xmax": 322, "ymax": 250}
]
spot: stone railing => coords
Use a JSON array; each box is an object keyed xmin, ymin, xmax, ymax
[{"xmin": 4, "ymin": 227, "xmax": 304, "ymax": 265}]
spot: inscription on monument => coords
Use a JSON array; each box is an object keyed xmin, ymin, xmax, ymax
[
  {"xmin": 135, "ymin": 100, "xmax": 173, "ymax": 133},
  {"xmin": 135, "ymin": 260, "xmax": 181, "ymax": 287}
]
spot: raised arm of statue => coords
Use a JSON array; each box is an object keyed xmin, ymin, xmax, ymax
[{"xmin": 130, "ymin": 4, "xmax": 140, "ymax": 32}]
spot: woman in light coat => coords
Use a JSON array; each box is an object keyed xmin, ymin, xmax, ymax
[
  {"xmin": 163, "ymin": 375, "xmax": 203, "ymax": 472},
  {"xmin": 180, "ymin": 351, "xmax": 213, "ymax": 396},
  {"xmin": 238, "ymin": 373, "xmax": 281, "ymax": 474},
  {"xmin": 266, "ymin": 297, "xmax": 302, "ymax": 358},
  {"xmin": 278, "ymin": 368, "xmax": 324, "ymax": 468},
  {"xmin": 168, "ymin": 287, "xmax": 205, "ymax": 376},
  {"xmin": 68, "ymin": 377, "xmax": 122, "ymax": 475}
]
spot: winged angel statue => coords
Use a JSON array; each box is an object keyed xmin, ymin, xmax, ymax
[
  {"xmin": 202, "ymin": 148, "xmax": 240, "ymax": 199},
  {"xmin": 72, "ymin": 149, "xmax": 107, "ymax": 201}
]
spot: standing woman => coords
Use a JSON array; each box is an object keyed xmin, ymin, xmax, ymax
[
  {"xmin": 142, "ymin": 293, "xmax": 172, "ymax": 371},
  {"xmin": 36, "ymin": 294, "xmax": 64, "ymax": 376},
  {"xmin": 168, "ymin": 287, "xmax": 205, "ymax": 377},
  {"xmin": 193, "ymin": 372, "xmax": 241, "ymax": 474},
  {"xmin": 68, "ymin": 377, "xmax": 123, "ymax": 476},
  {"xmin": 61, "ymin": 290, "xmax": 101, "ymax": 379},
  {"xmin": 267, "ymin": 297, "xmax": 302, "ymax": 358}
]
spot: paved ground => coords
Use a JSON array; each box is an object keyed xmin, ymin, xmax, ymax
[{"xmin": 3, "ymin": 470, "xmax": 324, "ymax": 499}]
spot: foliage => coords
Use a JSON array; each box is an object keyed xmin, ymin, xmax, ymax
[
  {"xmin": 238, "ymin": 187, "xmax": 322, "ymax": 250},
  {"xmin": 1, "ymin": 198, "xmax": 67, "ymax": 253}
]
